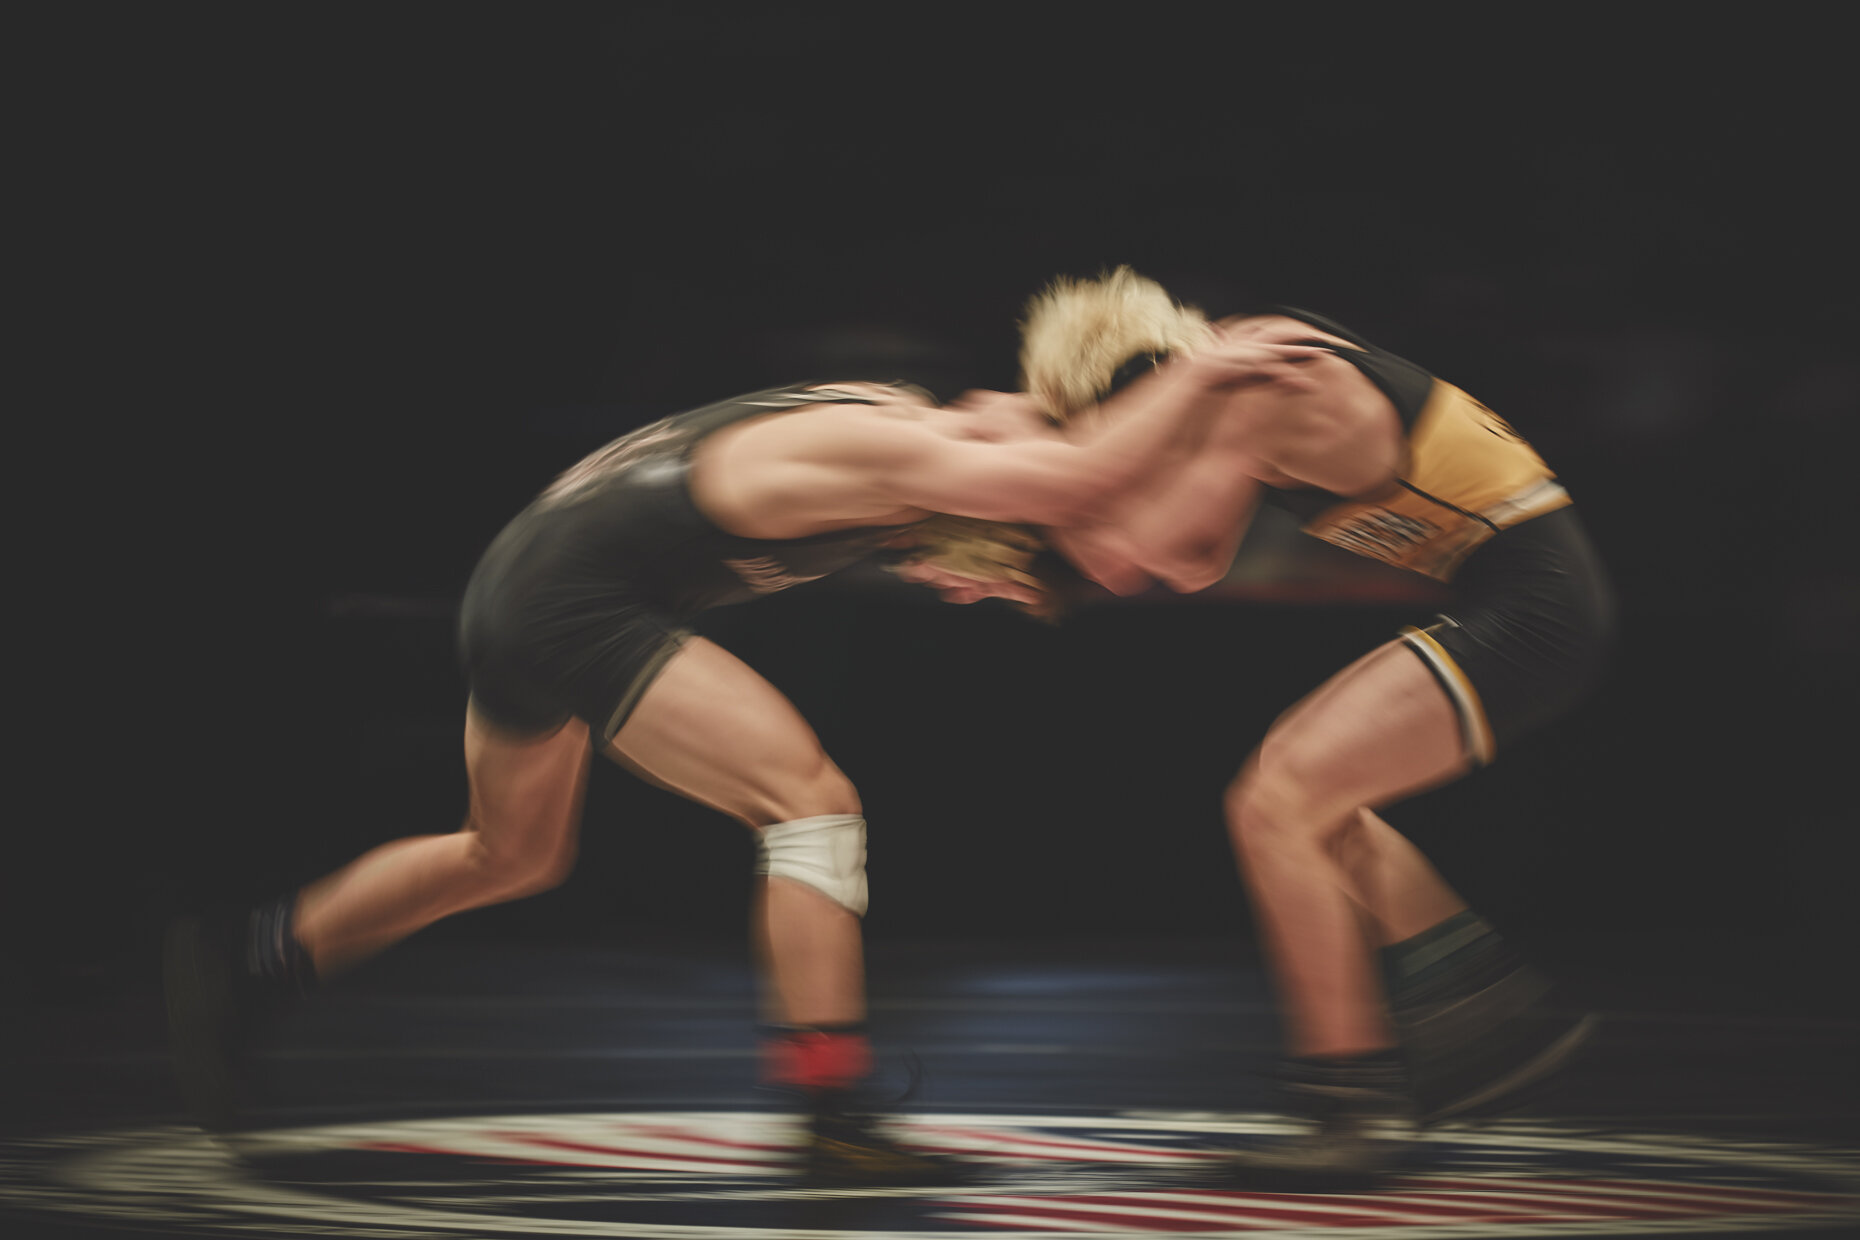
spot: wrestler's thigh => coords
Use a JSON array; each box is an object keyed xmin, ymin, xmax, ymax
[
  {"xmin": 461, "ymin": 703, "xmax": 593, "ymax": 868},
  {"xmin": 604, "ymin": 636, "xmax": 854, "ymax": 827},
  {"xmin": 1257, "ymin": 640, "xmax": 1470, "ymax": 813}
]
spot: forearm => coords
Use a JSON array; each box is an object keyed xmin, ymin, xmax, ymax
[
  {"xmin": 864, "ymin": 341, "xmax": 1314, "ymax": 526},
  {"xmin": 1057, "ymin": 338, "xmax": 1318, "ymax": 505},
  {"xmin": 1068, "ymin": 365, "xmax": 1237, "ymax": 495},
  {"xmin": 1056, "ymin": 444, "xmax": 1262, "ymax": 594}
]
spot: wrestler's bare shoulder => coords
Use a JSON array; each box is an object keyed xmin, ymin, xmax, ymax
[
  {"xmin": 1212, "ymin": 323, "xmax": 1403, "ymax": 495},
  {"xmin": 1220, "ymin": 314, "xmax": 1362, "ymax": 351},
  {"xmin": 690, "ymin": 391, "xmax": 936, "ymax": 539}
]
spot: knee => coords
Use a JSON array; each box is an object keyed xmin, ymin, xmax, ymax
[
  {"xmin": 756, "ymin": 813, "xmax": 868, "ymax": 916},
  {"xmin": 1224, "ymin": 742, "xmax": 1353, "ymax": 856},
  {"xmin": 461, "ymin": 824, "xmax": 577, "ymax": 901},
  {"xmin": 1323, "ymin": 808, "xmax": 1377, "ymax": 870},
  {"xmin": 503, "ymin": 845, "xmax": 577, "ymax": 900}
]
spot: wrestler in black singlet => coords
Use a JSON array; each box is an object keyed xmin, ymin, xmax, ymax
[{"xmin": 459, "ymin": 384, "xmax": 923, "ymax": 743}]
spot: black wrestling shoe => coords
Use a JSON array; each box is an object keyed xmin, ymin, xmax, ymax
[
  {"xmin": 1393, "ymin": 955, "xmax": 1599, "ymax": 1125},
  {"xmin": 162, "ymin": 909, "xmax": 303, "ymax": 1132},
  {"xmin": 801, "ymin": 1093, "xmax": 972, "ymax": 1187},
  {"xmin": 1221, "ymin": 1054, "xmax": 1418, "ymax": 1191}
]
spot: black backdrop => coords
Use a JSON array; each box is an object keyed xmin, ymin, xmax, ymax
[{"xmin": 20, "ymin": 7, "xmax": 1857, "ymax": 1016}]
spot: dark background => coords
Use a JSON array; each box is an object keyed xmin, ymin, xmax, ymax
[{"xmin": 19, "ymin": 8, "xmax": 1857, "ymax": 1016}]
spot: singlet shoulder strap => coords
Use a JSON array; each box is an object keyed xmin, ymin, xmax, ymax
[
  {"xmin": 1267, "ymin": 305, "xmax": 1380, "ymax": 350},
  {"xmin": 1266, "ymin": 306, "xmax": 1434, "ymax": 430}
]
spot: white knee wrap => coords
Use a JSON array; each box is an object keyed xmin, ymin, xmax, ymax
[{"xmin": 755, "ymin": 814, "xmax": 868, "ymax": 916}]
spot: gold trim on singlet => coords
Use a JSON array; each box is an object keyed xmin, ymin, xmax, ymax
[
  {"xmin": 1300, "ymin": 382, "xmax": 1571, "ymax": 581},
  {"xmin": 1399, "ymin": 623, "xmax": 1496, "ymax": 766}
]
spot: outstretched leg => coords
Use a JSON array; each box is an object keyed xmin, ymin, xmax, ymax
[
  {"xmin": 294, "ymin": 705, "xmax": 592, "ymax": 975},
  {"xmin": 165, "ymin": 702, "xmax": 593, "ymax": 1131}
]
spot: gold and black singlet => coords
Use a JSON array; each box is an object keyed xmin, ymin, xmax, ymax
[
  {"xmin": 1261, "ymin": 309, "xmax": 1570, "ymax": 582},
  {"xmin": 1246, "ymin": 309, "xmax": 1616, "ymax": 764}
]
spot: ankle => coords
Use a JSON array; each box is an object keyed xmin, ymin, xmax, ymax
[
  {"xmin": 1382, "ymin": 910, "xmax": 1514, "ymax": 1000},
  {"xmin": 760, "ymin": 1023, "xmax": 873, "ymax": 1097},
  {"xmin": 1283, "ymin": 1049, "xmax": 1408, "ymax": 1088},
  {"xmin": 246, "ymin": 895, "xmax": 318, "ymax": 995}
]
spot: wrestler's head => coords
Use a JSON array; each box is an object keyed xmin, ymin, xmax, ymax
[{"xmin": 1017, "ymin": 266, "xmax": 1216, "ymax": 423}]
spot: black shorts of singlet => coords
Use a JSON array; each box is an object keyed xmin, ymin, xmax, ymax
[
  {"xmin": 1397, "ymin": 506, "xmax": 1616, "ymax": 765},
  {"xmin": 456, "ymin": 505, "xmax": 694, "ymax": 746}
]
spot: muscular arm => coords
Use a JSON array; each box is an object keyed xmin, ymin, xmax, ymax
[
  {"xmin": 1044, "ymin": 415, "xmax": 1263, "ymax": 595},
  {"xmin": 1044, "ymin": 344, "xmax": 1401, "ymax": 594},
  {"xmin": 1083, "ymin": 444, "xmax": 1265, "ymax": 594},
  {"xmin": 823, "ymin": 339, "xmax": 1323, "ymax": 527}
]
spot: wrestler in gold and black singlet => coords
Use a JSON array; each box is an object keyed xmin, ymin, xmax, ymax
[
  {"xmin": 1259, "ymin": 310, "xmax": 1615, "ymax": 765},
  {"xmin": 458, "ymin": 384, "xmax": 928, "ymax": 744}
]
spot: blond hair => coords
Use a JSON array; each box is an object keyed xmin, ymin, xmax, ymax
[
  {"xmin": 892, "ymin": 269, "xmax": 1213, "ymax": 620},
  {"xmin": 1017, "ymin": 266, "xmax": 1215, "ymax": 422},
  {"xmin": 897, "ymin": 513, "xmax": 1056, "ymax": 617}
]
